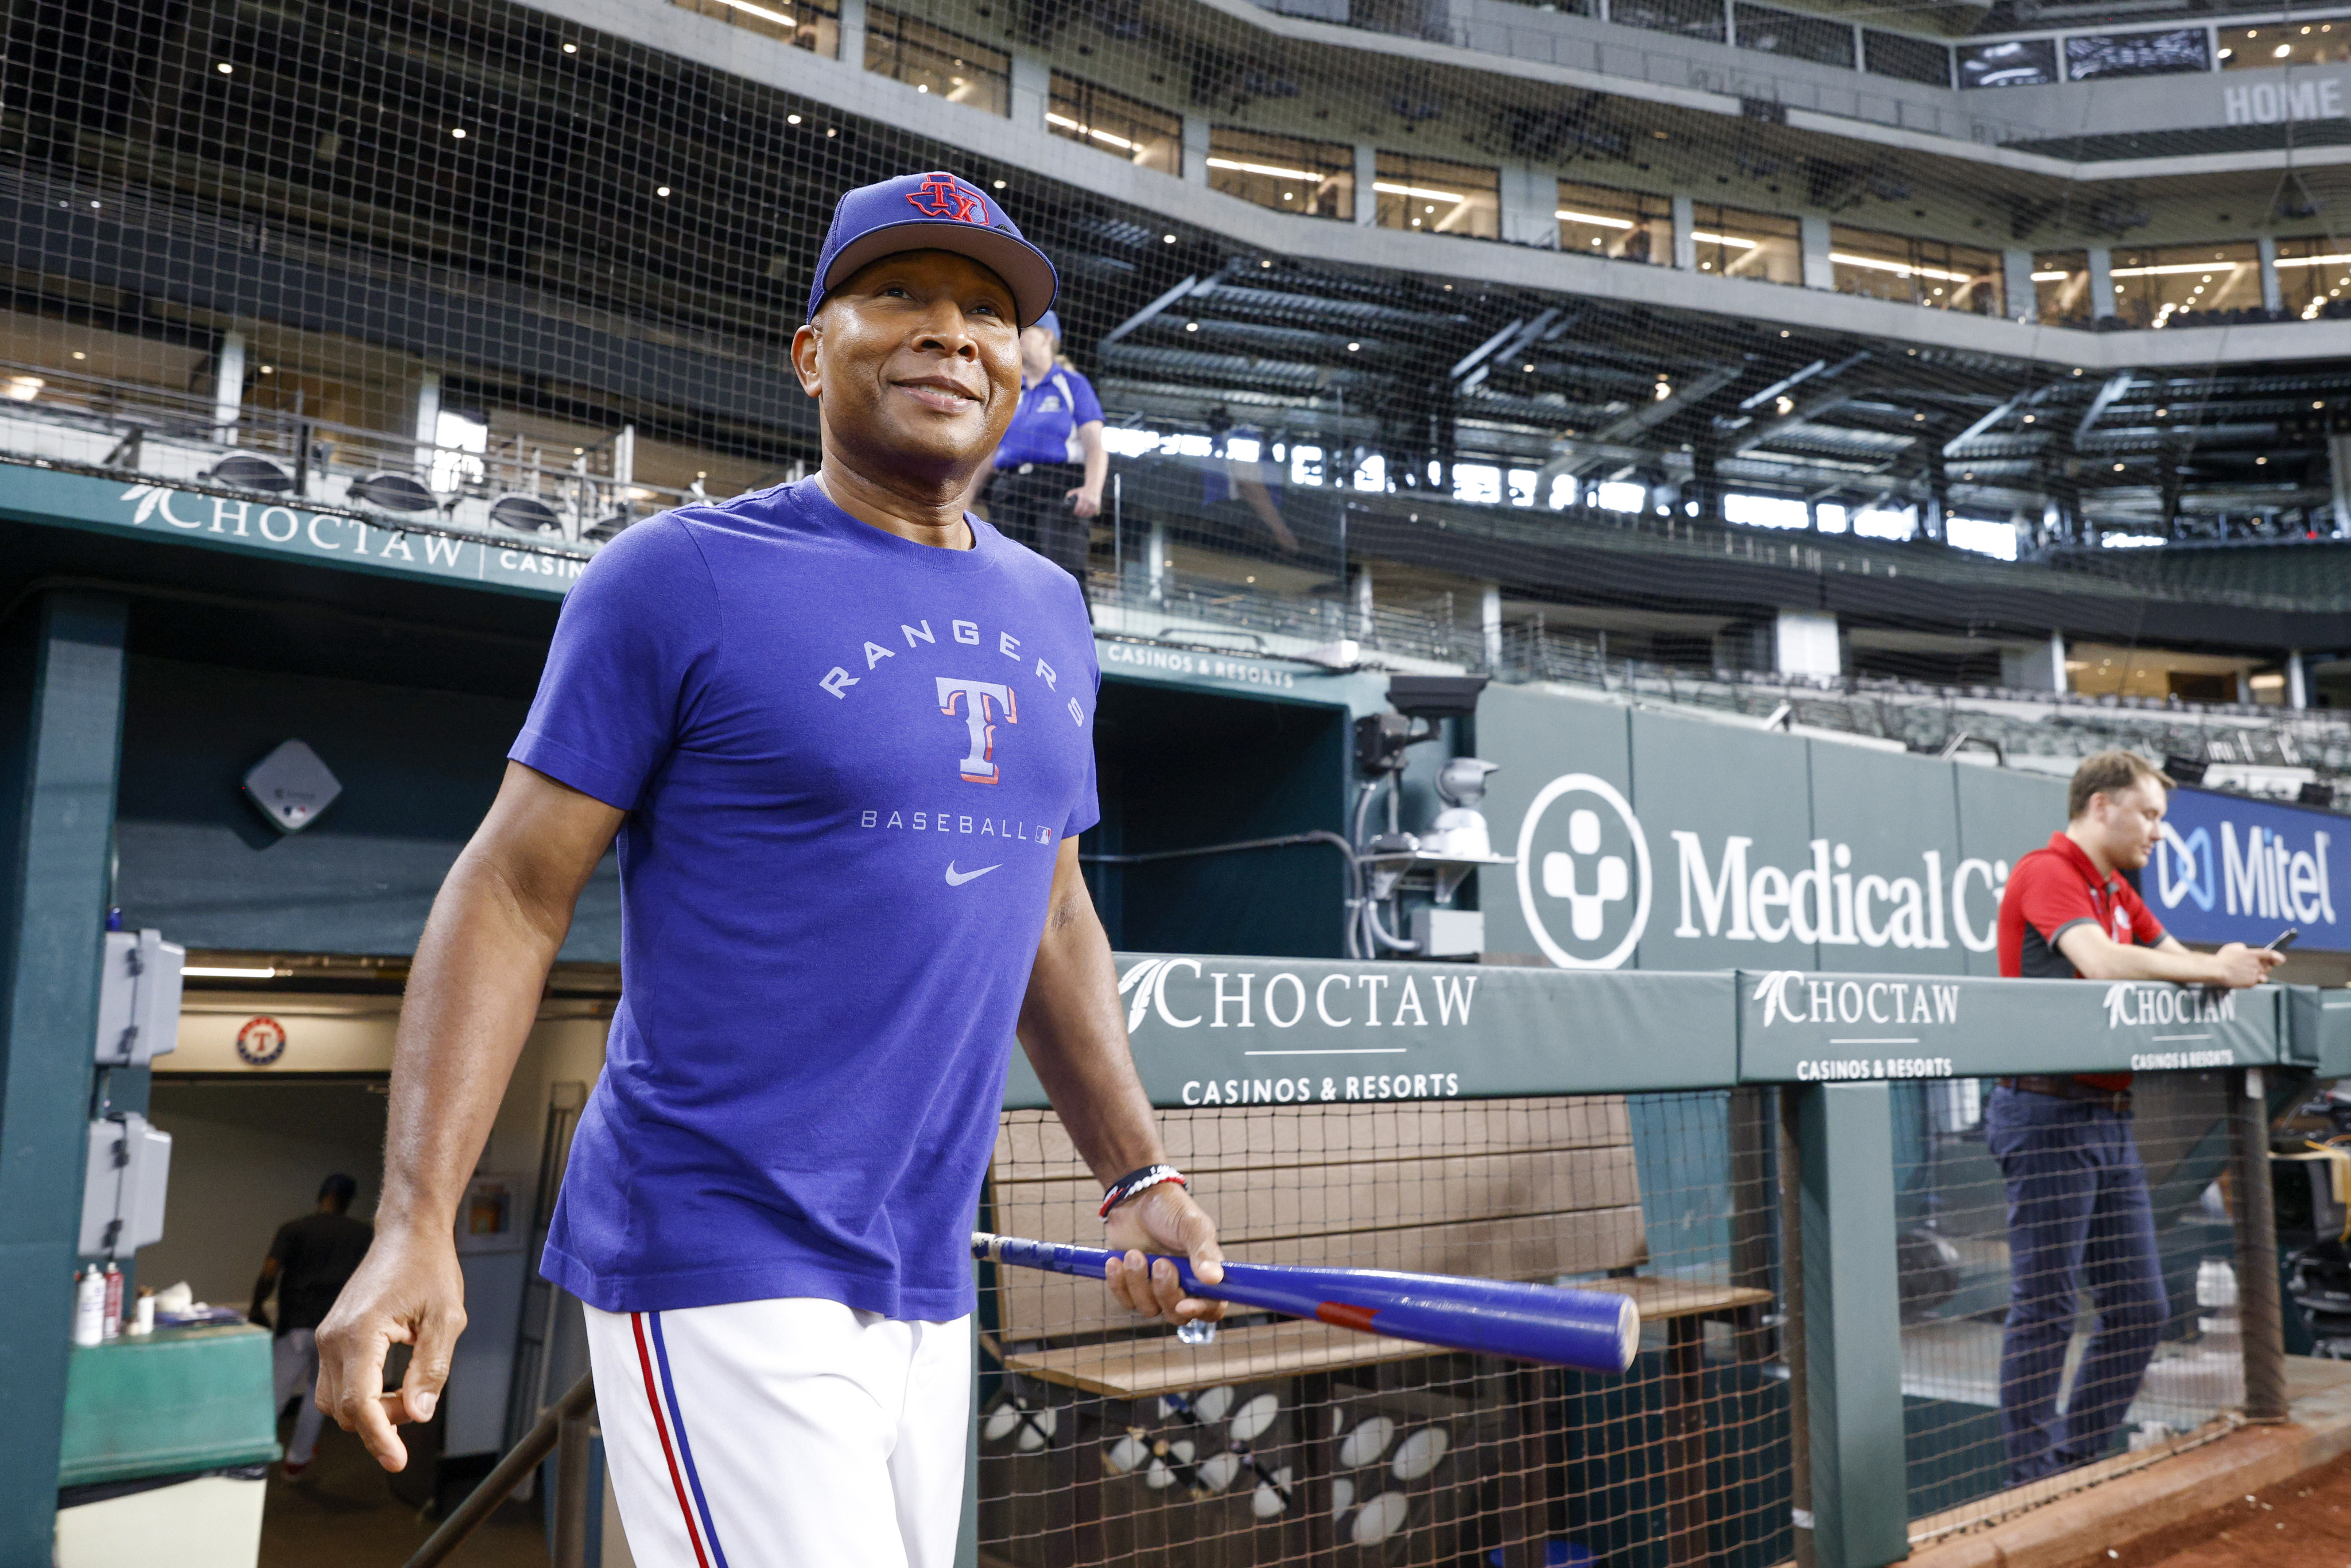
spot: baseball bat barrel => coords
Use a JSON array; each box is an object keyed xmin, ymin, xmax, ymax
[{"xmin": 972, "ymin": 1232, "xmax": 1638, "ymax": 1375}]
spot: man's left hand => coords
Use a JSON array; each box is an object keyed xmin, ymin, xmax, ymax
[
  {"xmin": 1066, "ymin": 486, "xmax": 1101, "ymax": 519},
  {"xmin": 1103, "ymin": 1182, "xmax": 1225, "ymax": 1325}
]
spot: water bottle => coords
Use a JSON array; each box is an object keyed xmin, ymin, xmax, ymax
[{"xmin": 71, "ymin": 1266, "xmax": 104, "ymax": 1347}]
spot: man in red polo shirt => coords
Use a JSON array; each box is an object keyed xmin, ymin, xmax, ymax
[{"xmin": 1992, "ymin": 748, "xmax": 2279, "ymax": 1485}]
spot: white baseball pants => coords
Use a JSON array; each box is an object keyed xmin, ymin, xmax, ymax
[
  {"xmin": 583, "ymin": 1298, "xmax": 971, "ymax": 1568},
  {"xmin": 271, "ymin": 1328, "xmax": 328, "ymax": 1465}
]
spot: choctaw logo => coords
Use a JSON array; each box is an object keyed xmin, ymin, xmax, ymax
[
  {"xmin": 906, "ymin": 174, "xmax": 987, "ymax": 223},
  {"xmin": 2102, "ymin": 982, "xmax": 2236, "ymax": 1029},
  {"xmin": 236, "ymin": 1016, "xmax": 288, "ymax": 1066}
]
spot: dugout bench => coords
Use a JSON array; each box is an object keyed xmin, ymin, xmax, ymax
[{"xmin": 981, "ymin": 1098, "xmax": 1772, "ymax": 1567}]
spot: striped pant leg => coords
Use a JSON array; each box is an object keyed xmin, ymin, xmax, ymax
[{"xmin": 583, "ymin": 1299, "xmax": 969, "ymax": 1568}]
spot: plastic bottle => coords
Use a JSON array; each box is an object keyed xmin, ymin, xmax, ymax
[
  {"xmin": 71, "ymin": 1267, "xmax": 104, "ymax": 1347},
  {"xmin": 101, "ymin": 1262, "xmax": 123, "ymax": 1341}
]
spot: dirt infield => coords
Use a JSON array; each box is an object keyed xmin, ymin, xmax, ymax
[{"xmin": 2071, "ymin": 1445, "xmax": 2351, "ymax": 1568}]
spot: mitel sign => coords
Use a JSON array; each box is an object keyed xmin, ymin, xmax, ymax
[{"xmin": 2150, "ymin": 787, "xmax": 2348, "ymax": 952}]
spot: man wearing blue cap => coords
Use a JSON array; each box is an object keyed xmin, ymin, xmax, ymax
[
  {"xmin": 984, "ymin": 309, "xmax": 1107, "ymax": 592},
  {"xmin": 312, "ymin": 172, "xmax": 1225, "ymax": 1567}
]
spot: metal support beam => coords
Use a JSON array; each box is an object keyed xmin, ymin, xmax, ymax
[
  {"xmin": 1100, "ymin": 275, "xmax": 1200, "ymax": 347},
  {"xmin": 0, "ymin": 592, "xmax": 130, "ymax": 1566},
  {"xmin": 1794, "ymin": 1081, "xmax": 1908, "ymax": 1568},
  {"xmin": 1943, "ymin": 391, "xmax": 2026, "ymax": 457},
  {"xmin": 2077, "ymin": 372, "xmax": 2132, "ymax": 444},
  {"xmin": 1728, "ymin": 354, "xmax": 1871, "ymax": 459},
  {"xmin": 2233, "ymin": 1066, "xmax": 2288, "ymax": 1423}
]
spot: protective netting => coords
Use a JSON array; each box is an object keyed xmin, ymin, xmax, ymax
[
  {"xmin": 9, "ymin": 0, "xmax": 2351, "ymax": 722},
  {"xmin": 979, "ymin": 1093, "xmax": 1789, "ymax": 1567},
  {"xmin": 1894, "ymin": 1073, "xmax": 2249, "ymax": 1540}
]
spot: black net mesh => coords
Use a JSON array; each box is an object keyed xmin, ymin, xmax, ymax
[
  {"xmin": 1895, "ymin": 1072, "xmax": 2248, "ymax": 1540},
  {"xmin": 9, "ymin": 0, "xmax": 2351, "ymax": 696},
  {"xmin": 980, "ymin": 1093, "xmax": 1789, "ymax": 1567}
]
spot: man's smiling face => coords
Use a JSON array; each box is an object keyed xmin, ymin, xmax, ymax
[{"xmin": 802, "ymin": 249, "xmax": 1022, "ymax": 482}]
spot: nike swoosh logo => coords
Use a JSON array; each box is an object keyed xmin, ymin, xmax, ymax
[{"xmin": 945, "ymin": 862, "xmax": 1002, "ymax": 887}]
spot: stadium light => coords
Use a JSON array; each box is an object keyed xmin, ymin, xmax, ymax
[
  {"xmin": 1830, "ymin": 253, "xmax": 1972, "ymax": 283},
  {"xmin": 1045, "ymin": 114, "xmax": 1141, "ymax": 154},
  {"xmin": 1554, "ymin": 209, "xmax": 1635, "ymax": 230},
  {"xmin": 1372, "ymin": 183, "xmax": 1465, "ymax": 203},
  {"xmin": 1205, "ymin": 157, "xmax": 1322, "ymax": 181},
  {"xmin": 1689, "ymin": 232, "xmax": 1759, "ymax": 249}
]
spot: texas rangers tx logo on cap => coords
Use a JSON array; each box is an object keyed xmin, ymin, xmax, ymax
[{"xmin": 807, "ymin": 171, "xmax": 1060, "ymax": 328}]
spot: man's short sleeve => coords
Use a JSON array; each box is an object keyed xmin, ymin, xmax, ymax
[
  {"xmin": 510, "ymin": 517, "xmax": 721, "ymax": 811},
  {"xmin": 2120, "ymin": 881, "xmax": 2167, "ymax": 946},
  {"xmin": 266, "ymin": 1219, "xmax": 297, "ymax": 1266},
  {"xmin": 1066, "ymin": 369, "xmax": 1105, "ymax": 427},
  {"xmin": 1061, "ymin": 638, "xmax": 1101, "ymax": 840},
  {"xmin": 2011, "ymin": 855, "xmax": 2098, "ymax": 946}
]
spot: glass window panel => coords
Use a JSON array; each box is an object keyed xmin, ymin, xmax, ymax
[
  {"xmin": 1864, "ymin": 30, "xmax": 1952, "ymax": 86},
  {"xmin": 2273, "ymin": 235, "xmax": 2351, "ymax": 318},
  {"xmin": 1830, "ymin": 226, "xmax": 2003, "ymax": 315},
  {"xmin": 1206, "ymin": 128, "xmax": 1355, "ymax": 220},
  {"xmin": 1555, "ymin": 180, "xmax": 1670, "ymax": 265},
  {"xmin": 2032, "ymin": 250, "xmax": 2091, "ymax": 324},
  {"xmin": 1048, "ymin": 74, "xmax": 1181, "ymax": 177},
  {"xmin": 2107, "ymin": 242, "xmax": 2260, "ymax": 328},
  {"xmin": 672, "ymin": 0, "xmax": 840, "ymax": 56},
  {"xmin": 863, "ymin": 9, "xmax": 1008, "ymax": 116},
  {"xmin": 2219, "ymin": 20, "xmax": 2351, "ymax": 70},
  {"xmin": 1375, "ymin": 153, "xmax": 1500, "ymax": 239},
  {"xmin": 1735, "ymin": 4, "xmax": 1855, "ymax": 68},
  {"xmin": 1612, "ymin": 0, "xmax": 1727, "ymax": 43},
  {"xmin": 1958, "ymin": 38, "xmax": 2058, "ymax": 88},
  {"xmin": 1690, "ymin": 204, "xmax": 1800, "ymax": 285},
  {"xmin": 2065, "ymin": 28, "xmax": 2209, "ymax": 81}
]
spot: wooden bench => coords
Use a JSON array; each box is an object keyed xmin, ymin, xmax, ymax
[{"xmin": 982, "ymin": 1097, "xmax": 1775, "ymax": 1567}]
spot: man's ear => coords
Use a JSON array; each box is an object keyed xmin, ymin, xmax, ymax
[{"xmin": 791, "ymin": 322, "xmax": 823, "ymax": 399}]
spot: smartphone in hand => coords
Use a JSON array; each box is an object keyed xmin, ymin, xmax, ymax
[{"xmin": 2268, "ymin": 927, "xmax": 2299, "ymax": 953}]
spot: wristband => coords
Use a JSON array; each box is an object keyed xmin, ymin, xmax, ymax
[{"xmin": 1099, "ymin": 1163, "xmax": 1187, "ymax": 1219}]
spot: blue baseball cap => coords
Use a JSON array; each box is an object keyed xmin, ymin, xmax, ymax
[
  {"xmin": 808, "ymin": 172, "xmax": 1058, "ymax": 329},
  {"xmin": 1033, "ymin": 310, "xmax": 1062, "ymax": 340}
]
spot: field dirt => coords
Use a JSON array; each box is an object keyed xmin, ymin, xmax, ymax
[{"xmin": 2073, "ymin": 1445, "xmax": 2351, "ymax": 1568}]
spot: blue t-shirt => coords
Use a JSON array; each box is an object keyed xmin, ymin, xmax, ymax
[
  {"xmin": 994, "ymin": 365, "xmax": 1104, "ymax": 468},
  {"xmin": 512, "ymin": 479, "xmax": 1101, "ymax": 1320}
]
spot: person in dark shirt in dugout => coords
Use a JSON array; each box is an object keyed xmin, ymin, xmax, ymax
[
  {"xmin": 251, "ymin": 1174, "xmax": 374, "ymax": 1477},
  {"xmin": 1991, "ymin": 750, "xmax": 2281, "ymax": 1486}
]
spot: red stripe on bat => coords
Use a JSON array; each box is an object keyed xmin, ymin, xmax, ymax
[{"xmin": 1316, "ymin": 1302, "xmax": 1379, "ymax": 1333}]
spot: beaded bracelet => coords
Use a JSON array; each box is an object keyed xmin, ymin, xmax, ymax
[{"xmin": 1098, "ymin": 1163, "xmax": 1188, "ymax": 1219}]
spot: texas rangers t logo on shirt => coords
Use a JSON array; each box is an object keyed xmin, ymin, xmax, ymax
[
  {"xmin": 937, "ymin": 677, "xmax": 1017, "ymax": 783},
  {"xmin": 906, "ymin": 175, "xmax": 987, "ymax": 224}
]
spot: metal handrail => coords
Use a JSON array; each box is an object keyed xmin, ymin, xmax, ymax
[{"xmin": 402, "ymin": 1372, "xmax": 597, "ymax": 1568}]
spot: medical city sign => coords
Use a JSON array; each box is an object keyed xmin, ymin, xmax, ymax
[
  {"xmin": 1514, "ymin": 771, "xmax": 2012, "ymax": 969},
  {"xmin": 2150, "ymin": 786, "xmax": 2348, "ymax": 951}
]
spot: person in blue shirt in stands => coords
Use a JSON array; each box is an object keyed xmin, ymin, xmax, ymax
[{"xmin": 984, "ymin": 309, "xmax": 1106, "ymax": 595}]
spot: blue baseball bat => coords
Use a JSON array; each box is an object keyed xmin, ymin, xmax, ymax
[{"xmin": 973, "ymin": 1232, "xmax": 1639, "ymax": 1374}]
